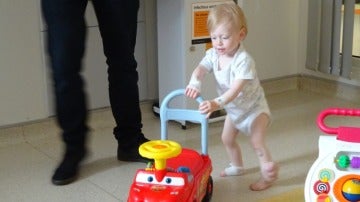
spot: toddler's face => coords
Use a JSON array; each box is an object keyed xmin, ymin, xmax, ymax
[{"xmin": 210, "ymin": 23, "xmax": 244, "ymax": 57}]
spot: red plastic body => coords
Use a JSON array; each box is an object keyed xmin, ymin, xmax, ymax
[{"xmin": 128, "ymin": 148, "xmax": 212, "ymax": 202}]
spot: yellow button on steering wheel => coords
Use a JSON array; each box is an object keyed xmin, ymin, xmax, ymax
[{"xmin": 139, "ymin": 140, "xmax": 182, "ymax": 170}]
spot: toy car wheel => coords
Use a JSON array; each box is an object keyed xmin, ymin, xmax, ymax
[{"xmin": 202, "ymin": 176, "xmax": 213, "ymax": 202}]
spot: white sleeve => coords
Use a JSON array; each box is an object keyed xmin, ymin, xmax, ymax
[
  {"xmin": 199, "ymin": 48, "xmax": 215, "ymax": 73},
  {"xmin": 232, "ymin": 55, "xmax": 256, "ymax": 80}
]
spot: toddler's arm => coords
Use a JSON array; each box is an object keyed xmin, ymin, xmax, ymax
[
  {"xmin": 200, "ymin": 79, "xmax": 248, "ymax": 118},
  {"xmin": 216, "ymin": 78, "xmax": 248, "ymax": 106},
  {"xmin": 185, "ymin": 65, "xmax": 208, "ymax": 98}
]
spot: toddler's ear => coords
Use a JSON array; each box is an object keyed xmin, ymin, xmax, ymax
[{"xmin": 239, "ymin": 27, "xmax": 247, "ymax": 40}]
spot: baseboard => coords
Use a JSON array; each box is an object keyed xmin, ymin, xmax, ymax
[
  {"xmin": 262, "ymin": 74, "xmax": 360, "ymax": 103},
  {"xmin": 3, "ymin": 74, "xmax": 360, "ymax": 129}
]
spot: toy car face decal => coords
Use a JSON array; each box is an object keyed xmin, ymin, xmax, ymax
[{"xmin": 135, "ymin": 173, "xmax": 185, "ymax": 186}]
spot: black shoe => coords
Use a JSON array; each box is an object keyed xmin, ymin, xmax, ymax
[
  {"xmin": 117, "ymin": 136, "xmax": 152, "ymax": 163},
  {"xmin": 51, "ymin": 149, "xmax": 87, "ymax": 186}
]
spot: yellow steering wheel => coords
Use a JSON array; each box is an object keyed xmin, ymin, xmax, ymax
[{"xmin": 139, "ymin": 140, "xmax": 182, "ymax": 170}]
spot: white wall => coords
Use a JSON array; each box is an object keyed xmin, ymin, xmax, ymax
[
  {"xmin": 242, "ymin": 0, "xmax": 304, "ymax": 80},
  {"xmin": 0, "ymin": 0, "xmax": 47, "ymax": 126}
]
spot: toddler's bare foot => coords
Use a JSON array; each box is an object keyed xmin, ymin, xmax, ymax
[
  {"xmin": 220, "ymin": 163, "xmax": 244, "ymax": 177},
  {"xmin": 249, "ymin": 162, "xmax": 278, "ymax": 191}
]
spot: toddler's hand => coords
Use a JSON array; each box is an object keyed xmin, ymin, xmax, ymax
[
  {"xmin": 185, "ymin": 86, "xmax": 200, "ymax": 99},
  {"xmin": 199, "ymin": 100, "xmax": 217, "ymax": 118}
]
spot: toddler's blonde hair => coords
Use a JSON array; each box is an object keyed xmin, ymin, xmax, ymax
[{"xmin": 207, "ymin": 2, "xmax": 248, "ymax": 36}]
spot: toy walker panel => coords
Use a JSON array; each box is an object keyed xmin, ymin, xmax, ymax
[
  {"xmin": 305, "ymin": 132, "xmax": 360, "ymax": 201},
  {"xmin": 305, "ymin": 108, "xmax": 360, "ymax": 202}
]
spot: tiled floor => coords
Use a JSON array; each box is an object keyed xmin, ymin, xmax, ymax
[{"xmin": 1, "ymin": 89, "xmax": 359, "ymax": 202}]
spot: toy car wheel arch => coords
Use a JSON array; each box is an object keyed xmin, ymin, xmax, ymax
[{"xmin": 202, "ymin": 176, "xmax": 213, "ymax": 202}]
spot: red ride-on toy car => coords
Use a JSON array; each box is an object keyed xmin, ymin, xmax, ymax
[{"xmin": 127, "ymin": 89, "xmax": 213, "ymax": 202}]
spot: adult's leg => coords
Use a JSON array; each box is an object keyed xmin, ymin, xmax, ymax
[
  {"xmin": 41, "ymin": 0, "xmax": 88, "ymax": 185},
  {"xmin": 91, "ymin": 0, "xmax": 149, "ymax": 162}
]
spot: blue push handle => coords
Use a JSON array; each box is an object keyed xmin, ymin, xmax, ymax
[{"xmin": 160, "ymin": 89, "xmax": 209, "ymax": 155}]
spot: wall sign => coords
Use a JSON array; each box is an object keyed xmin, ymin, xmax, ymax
[{"xmin": 191, "ymin": 1, "xmax": 234, "ymax": 45}]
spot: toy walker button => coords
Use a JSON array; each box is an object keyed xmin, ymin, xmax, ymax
[
  {"xmin": 318, "ymin": 169, "xmax": 335, "ymax": 182},
  {"xmin": 336, "ymin": 155, "xmax": 350, "ymax": 169},
  {"xmin": 342, "ymin": 179, "xmax": 360, "ymax": 201},
  {"xmin": 317, "ymin": 194, "xmax": 332, "ymax": 202},
  {"xmin": 313, "ymin": 180, "xmax": 331, "ymax": 195}
]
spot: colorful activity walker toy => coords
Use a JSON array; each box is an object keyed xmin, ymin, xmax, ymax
[
  {"xmin": 127, "ymin": 89, "xmax": 213, "ymax": 202},
  {"xmin": 305, "ymin": 108, "xmax": 360, "ymax": 202}
]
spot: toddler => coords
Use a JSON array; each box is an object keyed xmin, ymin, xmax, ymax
[{"xmin": 185, "ymin": 2, "xmax": 278, "ymax": 191}]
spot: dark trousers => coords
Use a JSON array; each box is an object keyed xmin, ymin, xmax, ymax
[{"xmin": 41, "ymin": 0, "xmax": 142, "ymax": 150}]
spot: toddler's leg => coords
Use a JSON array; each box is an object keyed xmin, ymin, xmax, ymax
[
  {"xmin": 220, "ymin": 116, "xmax": 244, "ymax": 177},
  {"xmin": 250, "ymin": 161, "xmax": 278, "ymax": 191},
  {"xmin": 220, "ymin": 163, "xmax": 244, "ymax": 177},
  {"xmin": 248, "ymin": 113, "xmax": 278, "ymax": 191}
]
